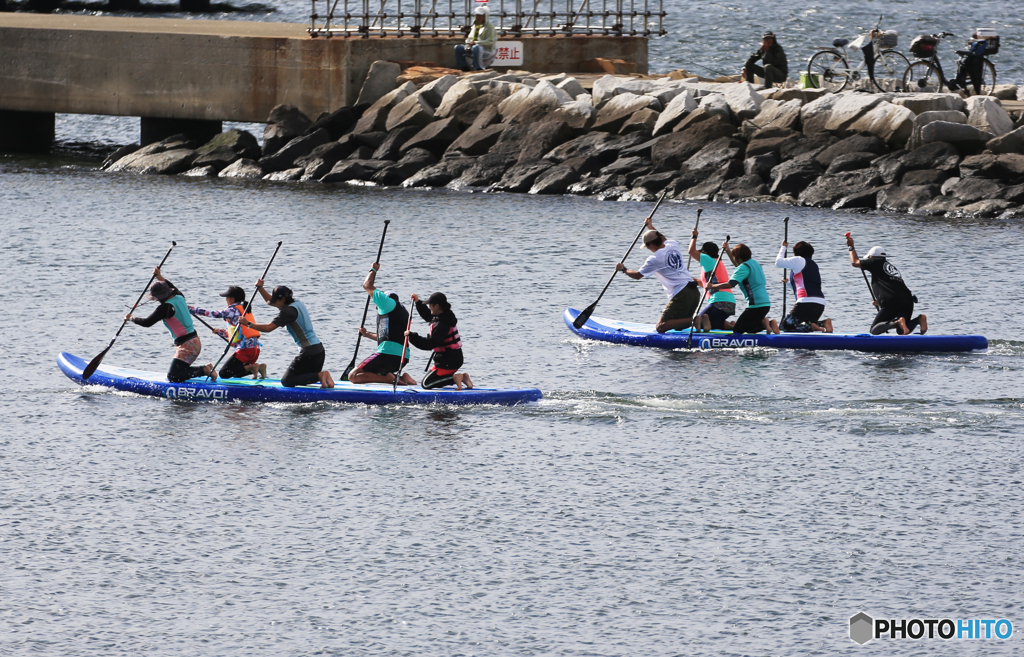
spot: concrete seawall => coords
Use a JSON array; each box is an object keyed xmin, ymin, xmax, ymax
[{"xmin": 0, "ymin": 14, "xmax": 645, "ymax": 146}]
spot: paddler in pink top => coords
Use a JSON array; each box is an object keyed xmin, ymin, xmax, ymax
[{"xmin": 687, "ymin": 229, "xmax": 737, "ymax": 331}]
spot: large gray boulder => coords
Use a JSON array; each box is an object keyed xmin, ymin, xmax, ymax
[
  {"xmin": 354, "ymin": 82, "xmax": 417, "ymax": 133},
  {"xmin": 769, "ymin": 157, "xmax": 824, "ymax": 196},
  {"xmin": 545, "ymin": 131, "xmax": 648, "ymax": 164},
  {"xmin": 744, "ymin": 153, "xmax": 778, "ymax": 180},
  {"xmin": 987, "ymin": 126, "xmax": 1024, "ymax": 155},
  {"xmin": 965, "ymin": 96, "xmax": 1014, "ymax": 137},
  {"xmin": 891, "ymin": 93, "xmax": 966, "ymax": 114},
  {"xmin": 815, "ymin": 134, "xmax": 887, "ymax": 167},
  {"xmin": 847, "ymin": 102, "xmax": 915, "ymax": 147},
  {"xmin": 451, "ymin": 93, "xmax": 503, "ymax": 129},
  {"xmin": 197, "ymin": 129, "xmax": 260, "ymax": 160},
  {"xmin": 320, "ymin": 159, "xmax": 390, "ymax": 183},
  {"xmin": 446, "ymin": 114, "xmax": 507, "ymax": 156},
  {"xmin": 919, "ymin": 121, "xmax": 993, "ymax": 150},
  {"xmin": 372, "ymin": 126, "xmax": 421, "ymax": 160},
  {"xmin": 825, "ymin": 151, "xmax": 878, "ymax": 174},
  {"xmin": 492, "ymin": 159, "xmax": 556, "ymax": 192},
  {"xmin": 263, "ymin": 105, "xmax": 312, "ymax": 156},
  {"xmin": 385, "ymin": 94, "xmax": 435, "ymax": 132},
  {"xmin": 947, "ymin": 177, "xmax": 1003, "ymax": 203},
  {"xmin": 356, "ymin": 61, "xmax": 402, "ymax": 107},
  {"xmin": 517, "ymin": 120, "xmax": 575, "ymax": 161},
  {"xmin": 900, "ymin": 142, "xmax": 961, "ymax": 172},
  {"xmin": 877, "ymin": 184, "xmax": 941, "ymax": 212},
  {"xmin": 295, "ymin": 140, "xmax": 358, "ymax": 171},
  {"xmin": 800, "ymin": 93, "xmax": 845, "ymax": 134},
  {"xmin": 400, "ymin": 117, "xmax": 462, "ymax": 157},
  {"xmin": 751, "ymin": 98, "xmax": 802, "ymax": 131},
  {"xmin": 435, "ymin": 79, "xmax": 479, "ymax": 119},
  {"xmin": 543, "ymin": 100, "xmax": 597, "ymax": 131},
  {"xmin": 264, "ymin": 167, "xmax": 304, "ymax": 182},
  {"xmin": 417, "ymin": 75, "xmax": 460, "ymax": 108},
  {"xmin": 959, "ymin": 153, "xmax": 1024, "ymax": 181},
  {"xmin": 715, "ymin": 174, "xmax": 769, "ymax": 201},
  {"xmin": 592, "ymin": 93, "xmax": 660, "ymax": 132},
  {"xmin": 259, "ymin": 128, "xmax": 331, "ymax": 172},
  {"xmin": 746, "ymin": 126, "xmax": 802, "ymax": 158},
  {"xmin": 905, "ymin": 110, "xmax": 968, "ymax": 150},
  {"xmin": 557, "ymin": 77, "xmax": 587, "ymax": 99},
  {"xmin": 620, "ymin": 109, "xmax": 660, "ymax": 134},
  {"xmin": 652, "ymin": 92, "xmax": 698, "ymax": 136},
  {"xmin": 823, "ymin": 94, "xmax": 884, "ymax": 136},
  {"xmin": 722, "ymin": 82, "xmax": 765, "ymax": 120},
  {"xmin": 901, "ymin": 168, "xmax": 949, "ymax": 186},
  {"xmin": 798, "ymin": 169, "xmax": 883, "ymax": 207},
  {"xmin": 373, "ymin": 148, "xmax": 438, "ymax": 185},
  {"xmin": 450, "ymin": 152, "xmax": 518, "ymax": 187},
  {"xmin": 219, "ymin": 158, "xmax": 265, "ymax": 179},
  {"xmin": 109, "ymin": 148, "xmax": 197, "ymax": 175},
  {"xmin": 402, "ymin": 157, "xmax": 478, "ymax": 188},
  {"xmin": 529, "ymin": 155, "xmax": 602, "ymax": 194},
  {"xmin": 652, "ymin": 116, "xmax": 736, "ymax": 169},
  {"xmin": 950, "ymin": 199, "xmax": 1016, "ymax": 217}
]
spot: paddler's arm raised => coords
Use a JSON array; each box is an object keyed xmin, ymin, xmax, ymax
[
  {"xmin": 255, "ymin": 278, "xmax": 273, "ymax": 303},
  {"xmin": 722, "ymin": 239, "xmax": 739, "ymax": 266},
  {"xmin": 846, "ymin": 234, "xmax": 863, "ymax": 268},
  {"xmin": 687, "ymin": 228, "xmax": 701, "ymax": 262},
  {"xmin": 363, "ymin": 262, "xmax": 380, "ymax": 295}
]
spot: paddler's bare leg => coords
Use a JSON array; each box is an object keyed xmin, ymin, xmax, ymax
[
  {"xmin": 917, "ymin": 315, "xmax": 927, "ymax": 335},
  {"xmin": 896, "ymin": 317, "xmax": 909, "ymax": 335}
]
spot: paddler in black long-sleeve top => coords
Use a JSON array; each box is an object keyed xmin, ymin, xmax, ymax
[
  {"xmin": 124, "ymin": 267, "xmax": 216, "ymax": 382},
  {"xmin": 405, "ymin": 292, "xmax": 473, "ymax": 390}
]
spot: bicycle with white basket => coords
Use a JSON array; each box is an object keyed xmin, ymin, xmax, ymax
[{"xmin": 806, "ymin": 17, "xmax": 911, "ymax": 93}]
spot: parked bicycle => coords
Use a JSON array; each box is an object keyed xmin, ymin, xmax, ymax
[
  {"xmin": 806, "ymin": 19, "xmax": 910, "ymax": 93},
  {"xmin": 902, "ymin": 31, "xmax": 998, "ymax": 96}
]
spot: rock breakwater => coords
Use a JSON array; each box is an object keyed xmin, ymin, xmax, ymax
[{"xmin": 102, "ymin": 65, "xmax": 1024, "ymax": 219}]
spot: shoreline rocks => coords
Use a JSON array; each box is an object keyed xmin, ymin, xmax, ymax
[{"xmin": 101, "ymin": 65, "xmax": 1024, "ymax": 220}]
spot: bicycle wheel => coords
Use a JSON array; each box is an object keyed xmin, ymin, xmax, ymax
[
  {"xmin": 872, "ymin": 49, "xmax": 912, "ymax": 92},
  {"xmin": 807, "ymin": 50, "xmax": 850, "ymax": 92},
  {"xmin": 903, "ymin": 60, "xmax": 943, "ymax": 93}
]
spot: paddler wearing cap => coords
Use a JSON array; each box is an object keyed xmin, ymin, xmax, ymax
[
  {"xmin": 846, "ymin": 236, "xmax": 928, "ymax": 336},
  {"xmin": 455, "ymin": 5, "xmax": 497, "ymax": 71},
  {"xmin": 615, "ymin": 216, "xmax": 702, "ymax": 333},
  {"xmin": 124, "ymin": 267, "xmax": 216, "ymax": 382},
  {"xmin": 742, "ymin": 30, "xmax": 788, "ymax": 87},
  {"xmin": 405, "ymin": 292, "xmax": 473, "ymax": 390},
  {"xmin": 246, "ymin": 280, "xmax": 335, "ymax": 388},
  {"xmin": 188, "ymin": 285, "xmax": 266, "ymax": 380},
  {"xmin": 348, "ymin": 262, "xmax": 416, "ymax": 386}
]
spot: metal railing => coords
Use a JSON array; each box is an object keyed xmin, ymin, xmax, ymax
[{"xmin": 308, "ymin": 0, "xmax": 665, "ymax": 38}]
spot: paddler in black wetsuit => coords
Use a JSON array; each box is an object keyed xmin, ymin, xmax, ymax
[
  {"xmin": 348, "ymin": 262, "xmax": 417, "ymax": 386},
  {"xmin": 124, "ymin": 267, "xmax": 216, "ymax": 382},
  {"xmin": 847, "ymin": 236, "xmax": 928, "ymax": 336}
]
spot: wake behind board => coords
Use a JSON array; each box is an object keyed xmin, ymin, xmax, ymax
[
  {"xmin": 564, "ymin": 309, "xmax": 988, "ymax": 353},
  {"xmin": 58, "ymin": 353, "xmax": 542, "ymax": 406}
]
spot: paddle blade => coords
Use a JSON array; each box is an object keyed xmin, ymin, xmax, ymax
[
  {"xmin": 340, "ymin": 359, "xmax": 356, "ymax": 382},
  {"xmin": 82, "ymin": 347, "xmax": 110, "ymax": 380},
  {"xmin": 573, "ymin": 303, "xmax": 597, "ymax": 329}
]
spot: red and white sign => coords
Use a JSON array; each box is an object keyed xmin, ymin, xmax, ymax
[{"xmin": 493, "ymin": 41, "xmax": 524, "ymax": 66}]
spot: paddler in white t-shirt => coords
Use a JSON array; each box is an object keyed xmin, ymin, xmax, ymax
[{"xmin": 616, "ymin": 217, "xmax": 701, "ymax": 333}]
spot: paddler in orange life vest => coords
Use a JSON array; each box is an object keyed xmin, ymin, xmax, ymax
[
  {"xmin": 124, "ymin": 267, "xmax": 216, "ymax": 382},
  {"xmin": 189, "ymin": 285, "xmax": 267, "ymax": 380},
  {"xmin": 687, "ymin": 229, "xmax": 737, "ymax": 331}
]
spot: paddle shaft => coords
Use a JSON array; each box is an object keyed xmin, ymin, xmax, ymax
[
  {"xmin": 208, "ymin": 241, "xmax": 282, "ymax": 376},
  {"xmin": 846, "ymin": 232, "xmax": 877, "ymax": 302},
  {"xmin": 343, "ymin": 221, "xmax": 391, "ymax": 380},
  {"xmin": 393, "ymin": 299, "xmax": 415, "ymax": 393},
  {"xmin": 83, "ymin": 241, "xmax": 176, "ymax": 380},
  {"xmin": 685, "ymin": 208, "xmax": 703, "ymax": 270},
  {"xmin": 781, "ymin": 217, "xmax": 789, "ymax": 320},
  {"xmin": 573, "ymin": 189, "xmax": 669, "ymax": 328},
  {"xmin": 687, "ymin": 235, "xmax": 730, "ymax": 349},
  {"xmin": 192, "ymin": 314, "xmax": 230, "ymax": 343}
]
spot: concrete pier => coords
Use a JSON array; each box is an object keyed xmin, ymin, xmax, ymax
[{"xmin": 0, "ymin": 14, "xmax": 646, "ymax": 149}]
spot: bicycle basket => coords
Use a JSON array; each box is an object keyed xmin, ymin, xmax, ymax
[
  {"xmin": 909, "ymin": 35, "xmax": 937, "ymax": 57},
  {"xmin": 982, "ymin": 35, "xmax": 1000, "ymax": 55},
  {"xmin": 879, "ymin": 30, "xmax": 898, "ymax": 48}
]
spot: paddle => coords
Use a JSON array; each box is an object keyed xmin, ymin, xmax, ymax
[
  {"xmin": 573, "ymin": 188, "xmax": 669, "ymax": 330},
  {"xmin": 83, "ymin": 241, "xmax": 177, "ymax": 380},
  {"xmin": 846, "ymin": 232, "xmax": 877, "ymax": 303},
  {"xmin": 393, "ymin": 299, "xmax": 415, "ymax": 393},
  {"xmin": 781, "ymin": 217, "xmax": 790, "ymax": 320},
  {"xmin": 687, "ymin": 234, "xmax": 730, "ymax": 349},
  {"xmin": 208, "ymin": 241, "xmax": 283, "ymax": 379},
  {"xmin": 685, "ymin": 207, "xmax": 703, "ymax": 271},
  {"xmin": 193, "ymin": 314, "xmax": 230, "ymax": 343},
  {"xmin": 343, "ymin": 220, "xmax": 391, "ymax": 381}
]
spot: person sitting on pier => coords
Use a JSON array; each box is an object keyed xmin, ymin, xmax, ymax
[
  {"xmin": 349, "ymin": 263, "xmax": 416, "ymax": 386},
  {"xmin": 455, "ymin": 5, "xmax": 497, "ymax": 72},
  {"xmin": 687, "ymin": 230, "xmax": 736, "ymax": 331},
  {"xmin": 615, "ymin": 216, "xmax": 701, "ymax": 333},
  {"xmin": 708, "ymin": 241, "xmax": 779, "ymax": 334},
  {"xmin": 189, "ymin": 285, "xmax": 267, "ymax": 380},
  {"xmin": 741, "ymin": 31, "xmax": 788, "ymax": 87},
  {"xmin": 125, "ymin": 267, "xmax": 215, "ymax": 383},
  {"xmin": 405, "ymin": 292, "xmax": 473, "ymax": 390},
  {"xmin": 846, "ymin": 237, "xmax": 927, "ymax": 336},
  {"xmin": 244, "ymin": 282, "xmax": 335, "ymax": 388},
  {"xmin": 775, "ymin": 240, "xmax": 833, "ymax": 333}
]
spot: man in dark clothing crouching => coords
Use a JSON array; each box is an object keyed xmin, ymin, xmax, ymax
[{"xmin": 742, "ymin": 31, "xmax": 788, "ymax": 87}]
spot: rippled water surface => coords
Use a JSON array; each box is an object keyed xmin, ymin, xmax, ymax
[{"xmin": 2, "ymin": 155, "xmax": 1023, "ymax": 654}]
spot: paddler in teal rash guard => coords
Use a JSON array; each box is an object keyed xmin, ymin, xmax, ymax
[
  {"xmin": 708, "ymin": 241, "xmax": 779, "ymax": 334},
  {"xmin": 125, "ymin": 267, "xmax": 216, "ymax": 382},
  {"xmin": 348, "ymin": 262, "xmax": 416, "ymax": 386},
  {"xmin": 245, "ymin": 280, "xmax": 334, "ymax": 388}
]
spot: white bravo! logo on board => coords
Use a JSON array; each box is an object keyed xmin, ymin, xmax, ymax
[
  {"xmin": 166, "ymin": 387, "xmax": 228, "ymax": 399},
  {"xmin": 699, "ymin": 337, "xmax": 757, "ymax": 349}
]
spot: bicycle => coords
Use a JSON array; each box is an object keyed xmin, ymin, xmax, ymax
[
  {"xmin": 806, "ymin": 19, "xmax": 910, "ymax": 93},
  {"xmin": 902, "ymin": 32, "xmax": 997, "ymax": 96}
]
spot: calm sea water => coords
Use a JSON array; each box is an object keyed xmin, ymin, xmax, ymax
[
  {"xmin": 1, "ymin": 155, "xmax": 1022, "ymax": 655},
  {"xmin": 3, "ymin": 0, "xmax": 1023, "ymax": 654}
]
